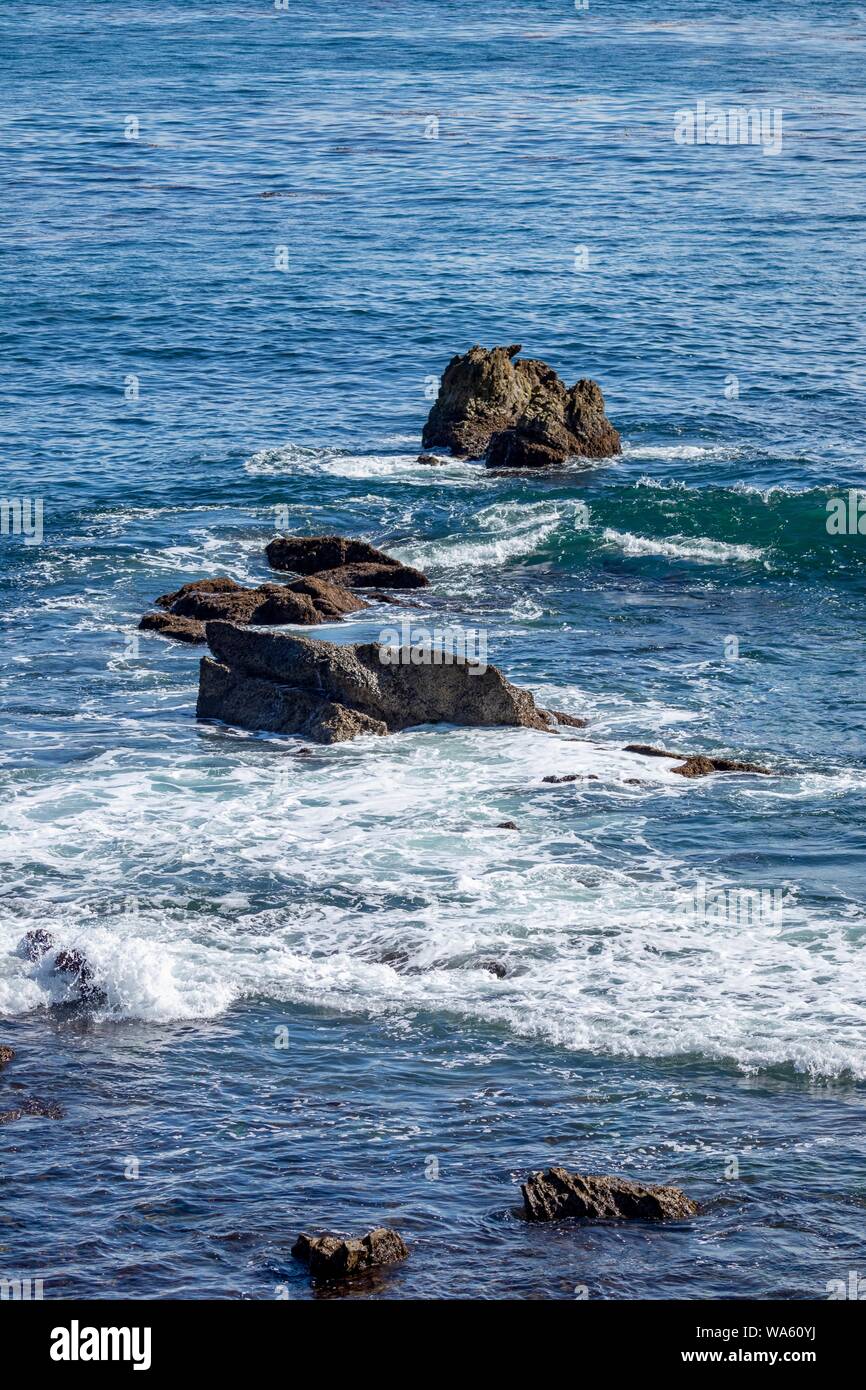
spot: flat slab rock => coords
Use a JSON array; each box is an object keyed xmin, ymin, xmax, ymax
[
  {"xmin": 292, "ymin": 1228, "xmax": 409, "ymax": 1279},
  {"xmin": 422, "ymin": 343, "xmax": 621, "ymax": 466},
  {"xmin": 522, "ymin": 1168, "xmax": 698, "ymax": 1223},
  {"xmin": 624, "ymin": 744, "xmax": 771, "ymax": 777},
  {"xmin": 266, "ymin": 535, "xmax": 429, "ymax": 589},
  {"xmin": 197, "ymin": 620, "xmax": 580, "ymax": 744},
  {"xmin": 140, "ymin": 575, "xmax": 366, "ymax": 644}
]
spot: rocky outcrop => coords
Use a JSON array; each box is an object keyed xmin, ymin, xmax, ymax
[
  {"xmin": 624, "ymin": 745, "xmax": 771, "ymax": 777},
  {"xmin": 422, "ymin": 344, "xmax": 621, "ymax": 466},
  {"xmin": 140, "ymin": 575, "xmax": 367, "ymax": 644},
  {"xmin": 292, "ymin": 1228, "xmax": 409, "ymax": 1279},
  {"xmin": 265, "ymin": 535, "xmax": 428, "ymax": 589},
  {"xmin": 18, "ymin": 931, "xmax": 104, "ymax": 1004},
  {"xmin": 522, "ymin": 1168, "xmax": 698, "ymax": 1223},
  {"xmin": 196, "ymin": 621, "xmax": 573, "ymax": 744}
]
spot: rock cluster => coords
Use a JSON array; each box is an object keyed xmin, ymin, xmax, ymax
[
  {"xmin": 522, "ymin": 1167, "xmax": 698, "ymax": 1223},
  {"xmin": 422, "ymin": 344, "xmax": 621, "ymax": 467},
  {"xmin": 197, "ymin": 620, "xmax": 577, "ymax": 744},
  {"xmin": 140, "ymin": 574, "xmax": 367, "ymax": 645},
  {"xmin": 265, "ymin": 535, "xmax": 428, "ymax": 589}
]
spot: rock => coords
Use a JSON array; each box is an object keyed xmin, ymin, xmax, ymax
[
  {"xmin": 547, "ymin": 710, "xmax": 588, "ymax": 729},
  {"xmin": 480, "ymin": 960, "xmax": 507, "ymax": 978},
  {"xmin": 421, "ymin": 344, "xmax": 621, "ymax": 465},
  {"xmin": 139, "ymin": 610, "xmax": 206, "ymax": 644},
  {"xmin": 292, "ymin": 1228, "xmax": 409, "ymax": 1279},
  {"xmin": 266, "ymin": 534, "xmax": 402, "ymax": 576},
  {"xmin": 522, "ymin": 1167, "xmax": 698, "ymax": 1223},
  {"xmin": 54, "ymin": 949, "xmax": 105, "ymax": 1003},
  {"xmin": 417, "ymin": 452, "xmax": 447, "ymax": 465},
  {"xmin": 155, "ymin": 577, "xmax": 245, "ymax": 610},
  {"xmin": 624, "ymin": 744, "xmax": 771, "ymax": 777},
  {"xmin": 495, "ymin": 821, "xmax": 519, "ymax": 830},
  {"xmin": 0, "ymin": 1096, "xmax": 65, "ymax": 1126},
  {"xmin": 0, "ymin": 1045, "xmax": 14, "ymax": 1070},
  {"xmin": 141, "ymin": 576, "xmax": 366, "ymax": 644},
  {"xmin": 20, "ymin": 929, "xmax": 54, "ymax": 961},
  {"xmin": 312, "ymin": 561, "xmax": 429, "ymax": 590},
  {"xmin": 542, "ymin": 773, "xmax": 580, "ymax": 784},
  {"xmin": 197, "ymin": 621, "xmax": 558, "ymax": 744}
]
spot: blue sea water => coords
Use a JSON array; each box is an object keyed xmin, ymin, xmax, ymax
[{"xmin": 1, "ymin": 0, "xmax": 865, "ymax": 1300}]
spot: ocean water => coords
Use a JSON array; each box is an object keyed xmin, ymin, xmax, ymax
[{"xmin": 1, "ymin": 0, "xmax": 865, "ymax": 1300}]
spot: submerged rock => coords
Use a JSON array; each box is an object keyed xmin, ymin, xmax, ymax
[
  {"xmin": 0, "ymin": 1096, "xmax": 65, "ymax": 1126},
  {"xmin": 422, "ymin": 344, "xmax": 621, "ymax": 465},
  {"xmin": 141, "ymin": 575, "xmax": 366, "ymax": 644},
  {"xmin": 292, "ymin": 1228, "xmax": 409, "ymax": 1279},
  {"xmin": 479, "ymin": 960, "xmax": 508, "ymax": 978},
  {"xmin": 18, "ymin": 932, "xmax": 104, "ymax": 1003},
  {"xmin": 197, "ymin": 621, "xmax": 565, "ymax": 744},
  {"xmin": 20, "ymin": 929, "xmax": 54, "ymax": 961},
  {"xmin": 522, "ymin": 1167, "xmax": 698, "ymax": 1223},
  {"xmin": 624, "ymin": 744, "xmax": 771, "ymax": 777}
]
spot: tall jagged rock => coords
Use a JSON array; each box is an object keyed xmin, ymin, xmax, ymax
[{"xmin": 422, "ymin": 344, "xmax": 620, "ymax": 465}]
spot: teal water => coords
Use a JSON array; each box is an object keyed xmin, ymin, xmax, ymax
[{"xmin": 1, "ymin": 0, "xmax": 865, "ymax": 1299}]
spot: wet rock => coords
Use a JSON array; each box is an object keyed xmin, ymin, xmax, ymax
[
  {"xmin": 542, "ymin": 773, "xmax": 581, "ymax": 784},
  {"xmin": 155, "ymin": 577, "xmax": 245, "ymax": 610},
  {"xmin": 197, "ymin": 621, "xmax": 559, "ymax": 744},
  {"xmin": 142, "ymin": 575, "xmax": 366, "ymax": 643},
  {"xmin": 266, "ymin": 534, "xmax": 403, "ymax": 576},
  {"xmin": 301, "ymin": 561, "xmax": 429, "ymax": 591},
  {"xmin": 522, "ymin": 1167, "xmax": 698, "ymax": 1223},
  {"xmin": 624, "ymin": 744, "xmax": 771, "ymax": 777},
  {"xmin": 20, "ymin": 929, "xmax": 54, "ymax": 961},
  {"xmin": 54, "ymin": 949, "xmax": 105, "ymax": 1003},
  {"xmin": 422, "ymin": 344, "xmax": 620, "ymax": 465},
  {"xmin": 495, "ymin": 821, "xmax": 519, "ymax": 830},
  {"xmin": 417, "ymin": 452, "xmax": 447, "ymax": 465},
  {"xmin": 0, "ymin": 1045, "xmax": 14, "ymax": 1070},
  {"xmin": 139, "ymin": 610, "xmax": 206, "ymax": 644},
  {"xmin": 546, "ymin": 710, "xmax": 589, "ymax": 729},
  {"xmin": 480, "ymin": 960, "xmax": 507, "ymax": 978},
  {"xmin": 292, "ymin": 1228, "xmax": 409, "ymax": 1279},
  {"xmin": 0, "ymin": 1096, "xmax": 65, "ymax": 1126}
]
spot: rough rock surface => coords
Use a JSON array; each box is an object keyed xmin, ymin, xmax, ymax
[
  {"xmin": 267, "ymin": 534, "xmax": 402, "ymax": 575},
  {"xmin": 422, "ymin": 344, "xmax": 621, "ymax": 465},
  {"xmin": 0, "ymin": 1045, "xmax": 14, "ymax": 1070},
  {"xmin": 197, "ymin": 621, "xmax": 561, "ymax": 744},
  {"xmin": 0, "ymin": 1096, "xmax": 65, "ymax": 1125},
  {"xmin": 141, "ymin": 575, "xmax": 366, "ymax": 644},
  {"xmin": 311, "ymin": 561, "xmax": 429, "ymax": 590},
  {"xmin": 624, "ymin": 744, "xmax": 771, "ymax": 777},
  {"xmin": 292, "ymin": 1228, "xmax": 409, "ymax": 1279},
  {"xmin": 522, "ymin": 1168, "xmax": 698, "ymax": 1223}
]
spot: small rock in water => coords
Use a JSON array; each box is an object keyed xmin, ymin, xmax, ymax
[
  {"xmin": 542, "ymin": 773, "xmax": 581, "ymax": 784},
  {"xmin": 292, "ymin": 1227, "xmax": 409, "ymax": 1279},
  {"xmin": 0, "ymin": 1096, "xmax": 65, "ymax": 1126},
  {"xmin": 495, "ymin": 821, "xmax": 519, "ymax": 830},
  {"xmin": 479, "ymin": 960, "xmax": 507, "ymax": 978},
  {"xmin": 20, "ymin": 928, "xmax": 54, "ymax": 961},
  {"xmin": 522, "ymin": 1167, "xmax": 698, "ymax": 1223},
  {"xmin": 416, "ymin": 452, "xmax": 446, "ymax": 465},
  {"xmin": 624, "ymin": 744, "xmax": 771, "ymax": 777},
  {"xmin": 0, "ymin": 1045, "xmax": 15, "ymax": 1070}
]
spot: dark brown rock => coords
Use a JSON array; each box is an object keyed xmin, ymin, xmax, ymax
[
  {"xmin": 292, "ymin": 1227, "xmax": 409, "ymax": 1279},
  {"xmin": 422, "ymin": 344, "xmax": 620, "ymax": 465},
  {"xmin": 142, "ymin": 576, "xmax": 366, "ymax": 643},
  {"xmin": 417, "ymin": 452, "xmax": 447, "ymax": 465},
  {"xmin": 197, "ymin": 621, "xmax": 557, "ymax": 744},
  {"xmin": 522, "ymin": 1167, "xmax": 698, "ymax": 1223},
  {"xmin": 266, "ymin": 534, "xmax": 402, "ymax": 576},
  {"xmin": 0, "ymin": 1045, "xmax": 14, "ymax": 1071},
  {"xmin": 495, "ymin": 821, "xmax": 519, "ymax": 830},
  {"xmin": 624, "ymin": 745, "xmax": 771, "ymax": 777},
  {"xmin": 20, "ymin": 929, "xmax": 54, "ymax": 961},
  {"xmin": 312, "ymin": 561, "xmax": 429, "ymax": 590},
  {"xmin": 544, "ymin": 709, "xmax": 589, "ymax": 729},
  {"xmin": 480, "ymin": 960, "xmax": 507, "ymax": 977},
  {"xmin": 155, "ymin": 577, "xmax": 246, "ymax": 611},
  {"xmin": 139, "ymin": 610, "xmax": 207, "ymax": 644}
]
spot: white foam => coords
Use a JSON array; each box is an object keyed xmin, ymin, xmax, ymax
[
  {"xmin": 1, "ymin": 729, "xmax": 863, "ymax": 1079},
  {"xmin": 601, "ymin": 528, "xmax": 766, "ymax": 564}
]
